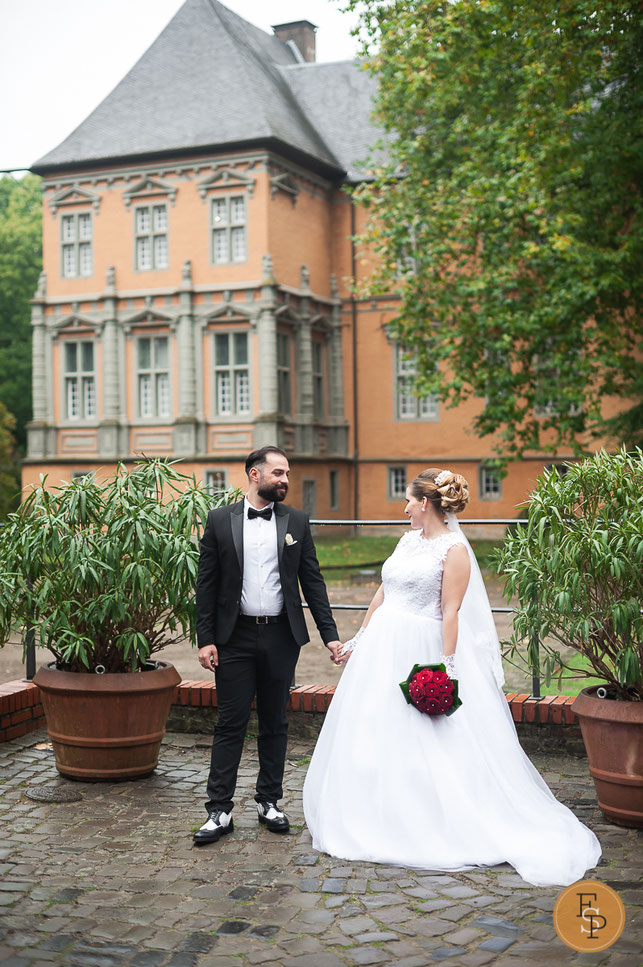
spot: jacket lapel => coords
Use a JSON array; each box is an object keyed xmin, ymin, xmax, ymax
[
  {"xmin": 275, "ymin": 504, "xmax": 290, "ymax": 569},
  {"xmin": 230, "ymin": 500, "xmax": 244, "ymax": 573}
]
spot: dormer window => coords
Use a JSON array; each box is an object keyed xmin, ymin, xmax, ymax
[{"xmin": 61, "ymin": 212, "xmax": 93, "ymax": 278}]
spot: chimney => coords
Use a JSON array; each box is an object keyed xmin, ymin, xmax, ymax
[{"xmin": 272, "ymin": 20, "xmax": 317, "ymax": 63}]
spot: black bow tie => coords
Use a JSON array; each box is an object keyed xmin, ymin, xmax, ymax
[{"xmin": 247, "ymin": 507, "xmax": 272, "ymax": 521}]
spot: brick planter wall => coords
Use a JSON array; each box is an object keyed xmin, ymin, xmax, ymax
[
  {"xmin": 1, "ymin": 679, "xmax": 582, "ymax": 747},
  {"xmin": 0, "ymin": 681, "xmax": 46, "ymax": 742}
]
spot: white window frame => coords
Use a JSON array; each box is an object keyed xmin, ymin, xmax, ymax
[
  {"xmin": 134, "ymin": 204, "xmax": 169, "ymax": 271},
  {"xmin": 136, "ymin": 335, "xmax": 171, "ymax": 419},
  {"xmin": 210, "ymin": 194, "xmax": 247, "ymax": 265},
  {"xmin": 60, "ymin": 211, "xmax": 93, "ymax": 279},
  {"xmin": 387, "ymin": 465, "xmax": 407, "ymax": 500},
  {"xmin": 395, "ymin": 345, "xmax": 439, "ymax": 422},
  {"xmin": 63, "ymin": 340, "xmax": 97, "ymax": 422},
  {"xmin": 277, "ymin": 331, "xmax": 292, "ymax": 416},
  {"xmin": 479, "ymin": 465, "xmax": 502, "ymax": 501},
  {"xmin": 213, "ymin": 331, "xmax": 251, "ymax": 418}
]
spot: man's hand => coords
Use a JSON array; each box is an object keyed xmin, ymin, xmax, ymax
[
  {"xmin": 325, "ymin": 640, "xmax": 343, "ymax": 665},
  {"xmin": 198, "ymin": 644, "xmax": 219, "ymax": 671}
]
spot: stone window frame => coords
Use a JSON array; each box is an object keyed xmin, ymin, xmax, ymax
[
  {"xmin": 60, "ymin": 210, "xmax": 93, "ymax": 279},
  {"xmin": 387, "ymin": 465, "xmax": 407, "ymax": 501},
  {"xmin": 479, "ymin": 464, "xmax": 502, "ymax": 501},
  {"xmin": 62, "ymin": 339, "xmax": 97, "ymax": 423},
  {"xmin": 204, "ymin": 468, "xmax": 229, "ymax": 495},
  {"xmin": 212, "ymin": 330, "xmax": 251, "ymax": 420},
  {"xmin": 133, "ymin": 203, "xmax": 169, "ymax": 272},
  {"xmin": 210, "ymin": 193, "xmax": 248, "ymax": 266},
  {"xmin": 394, "ymin": 344, "xmax": 439, "ymax": 422},
  {"xmin": 134, "ymin": 333, "xmax": 172, "ymax": 421}
]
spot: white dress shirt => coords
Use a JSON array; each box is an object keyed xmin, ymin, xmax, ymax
[{"xmin": 240, "ymin": 496, "xmax": 284, "ymax": 616}]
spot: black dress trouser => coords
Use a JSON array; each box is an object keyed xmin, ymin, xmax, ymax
[{"xmin": 205, "ymin": 617, "xmax": 300, "ymax": 814}]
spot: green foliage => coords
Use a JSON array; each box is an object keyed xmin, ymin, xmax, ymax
[
  {"xmin": 0, "ymin": 460, "xmax": 241, "ymax": 673},
  {"xmin": 496, "ymin": 448, "xmax": 643, "ymax": 700},
  {"xmin": 343, "ymin": 0, "xmax": 643, "ymax": 461},
  {"xmin": 0, "ymin": 400, "xmax": 20, "ymax": 518},
  {"xmin": 0, "ymin": 174, "xmax": 42, "ymax": 451}
]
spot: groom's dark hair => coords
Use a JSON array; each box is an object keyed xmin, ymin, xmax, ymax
[{"xmin": 245, "ymin": 445, "xmax": 288, "ymax": 477}]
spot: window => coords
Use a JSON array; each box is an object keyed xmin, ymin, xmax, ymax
[
  {"xmin": 388, "ymin": 466, "xmax": 407, "ymax": 500},
  {"xmin": 137, "ymin": 336, "xmax": 170, "ymax": 418},
  {"xmin": 211, "ymin": 195, "xmax": 247, "ymax": 264},
  {"xmin": 329, "ymin": 469, "xmax": 339, "ymax": 510},
  {"xmin": 64, "ymin": 341, "xmax": 96, "ymax": 420},
  {"xmin": 302, "ymin": 479, "xmax": 317, "ymax": 518},
  {"xmin": 205, "ymin": 469, "xmax": 228, "ymax": 494},
  {"xmin": 277, "ymin": 332, "xmax": 292, "ymax": 415},
  {"xmin": 395, "ymin": 346, "xmax": 439, "ymax": 421},
  {"xmin": 545, "ymin": 462, "xmax": 570, "ymax": 477},
  {"xmin": 479, "ymin": 465, "xmax": 502, "ymax": 501},
  {"xmin": 135, "ymin": 205, "xmax": 169, "ymax": 270},
  {"xmin": 312, "ymin": 341, "xmax": 325, "ymax": 420},
  {"xmin": 61, "ymin": 212, "xmax": 93, "ymax": 278},
  {"xmin": 214, "ymin": 332, "xmax": 250, "ymax": 416}
]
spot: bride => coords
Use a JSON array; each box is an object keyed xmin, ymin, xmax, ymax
[{"xmin": 303, "ymin": 468, "xmax": 601, "ymax": 887}]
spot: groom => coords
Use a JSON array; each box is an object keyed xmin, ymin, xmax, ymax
[{"xmin": 193, "ymin": 445, "xmax": 341, "ymax": 844}]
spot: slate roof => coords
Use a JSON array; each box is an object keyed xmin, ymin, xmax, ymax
[{"xmin": 32, "ymin": 0, "xmax": 381, "ymax": 181}]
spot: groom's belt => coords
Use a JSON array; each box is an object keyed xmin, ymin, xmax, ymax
[{"xmin": 237, "ymin": 611, "xmax": 288, "ymax": 626}]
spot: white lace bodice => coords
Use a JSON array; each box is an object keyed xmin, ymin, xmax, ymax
[{"xmin": 381, "ymin": 529, "xmax": 466, "ymax": 620}]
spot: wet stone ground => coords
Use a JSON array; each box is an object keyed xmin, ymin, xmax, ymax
[{"xmin": 0, "ymin": 729, "xmax": 641, "ymax": 967}]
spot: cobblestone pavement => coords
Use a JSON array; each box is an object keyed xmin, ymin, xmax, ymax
[{"xmin": 1, "ymin": 730, "xmax": 641, "ymax": 967}]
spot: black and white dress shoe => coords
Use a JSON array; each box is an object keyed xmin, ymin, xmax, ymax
[
  {"xmin": 257, "ymin": 801, "xmax": 290, "ymax": 833},
  {"xmin": 193, "ymin": 809, "xmax": 234, "ymax": 845}
]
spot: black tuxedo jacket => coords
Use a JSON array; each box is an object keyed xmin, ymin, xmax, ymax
[{"xmin": 195, "ymin": 500, "xmax": 338, "ymax": 648}]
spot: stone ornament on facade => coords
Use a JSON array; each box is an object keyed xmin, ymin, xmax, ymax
[
  {"xmin": 197, "ymin": 167, "xmax": 256, "ymax": 201},
  {"xmin": 47, "ymin": 184, "xmax": 101, "ymax": 216},
  {"xmin": 122, "ymin": 176, "xmax": 178, "ymax": 208}
]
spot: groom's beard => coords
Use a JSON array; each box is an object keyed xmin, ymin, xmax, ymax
[{"xmin": 257, "ymin": 479, "xmax": 288, "ymax": 503}]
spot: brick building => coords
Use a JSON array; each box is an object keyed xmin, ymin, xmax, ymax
[{"xmin": 26, "ymin": 0, "xmax": 591, "ymax": 519}]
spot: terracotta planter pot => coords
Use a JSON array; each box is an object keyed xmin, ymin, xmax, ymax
[
  {"xmin": 573, "ymin": 686, "xmax": 643, "ymax": 828},
  {"xmin": 33, "ymin": 661, "xmax": 180, "ymax": 781}
]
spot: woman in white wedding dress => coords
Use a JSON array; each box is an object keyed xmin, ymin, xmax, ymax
[{"xmin": 303, "ymin": 468, "xmax": 601, "ymax": 887}]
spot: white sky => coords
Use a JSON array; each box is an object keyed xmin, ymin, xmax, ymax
[{"xmin": 0, "ymin": 0, "xmax": 360, "ymax": 172}]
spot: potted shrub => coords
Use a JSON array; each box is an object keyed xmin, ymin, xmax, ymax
[
  {"xmin": 0, "ymin": 460, "xmax": 238, "ymax": 780},
  {"xmin": 497, "ymin": 448, "xmax": 643, "ymax": 827}
]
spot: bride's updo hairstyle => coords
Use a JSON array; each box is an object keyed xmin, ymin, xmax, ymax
[{"xmin": 409, "ymin": 468, "xmax": 470, "ymax": 515}]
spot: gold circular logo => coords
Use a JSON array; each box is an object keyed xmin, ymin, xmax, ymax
[{"xmin": 553, "ymin": 879, "xmax": 626, "ymax": 952}]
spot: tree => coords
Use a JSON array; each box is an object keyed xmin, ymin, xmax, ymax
[
  {"xmin": 344, "ymin": 0, "xmax": 643, "ymax": 460},
  {"xmin": 0, "ymin": 174, "xmax": 42, "ymax": 451}
]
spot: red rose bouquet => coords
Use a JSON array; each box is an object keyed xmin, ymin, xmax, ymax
[{"xmin": 399, "ymin": 663, "xmax": 462, "ymax": 717}]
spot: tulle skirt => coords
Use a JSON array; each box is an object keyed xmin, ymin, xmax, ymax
[{"xmin": 303, "ymin": 601, "xmax": 601, "ymax": 887}]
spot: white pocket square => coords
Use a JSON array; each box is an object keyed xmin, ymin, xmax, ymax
[{"xmin": 285, "ymin": 533, "xmax": 297, "ymax": 546}]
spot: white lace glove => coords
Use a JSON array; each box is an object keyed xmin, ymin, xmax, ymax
[
  {"xmin": 440, "ymin": 653, "xmax": 456, "ymax": 678},
  {"xmin": 340, "ymin": 627, "xmax": 365, "ymax": 657}
]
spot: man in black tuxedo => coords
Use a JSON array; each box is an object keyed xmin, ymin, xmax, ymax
[{"xmin": 193, "ymin": 445, "xmax": 341, "ymax": 844}]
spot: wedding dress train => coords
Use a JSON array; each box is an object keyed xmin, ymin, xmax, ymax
[{"xmin": 303, "ymin": 526, "xmax": 601, "ymax": 887}]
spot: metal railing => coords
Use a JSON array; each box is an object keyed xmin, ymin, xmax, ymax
[{"xmin": 304, "ymin": 517, "xmax": 539, "ymax": 697}]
